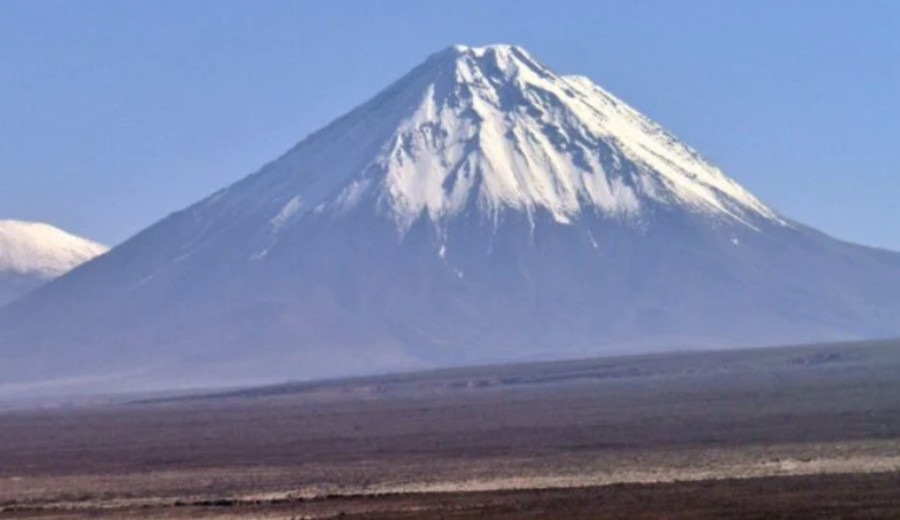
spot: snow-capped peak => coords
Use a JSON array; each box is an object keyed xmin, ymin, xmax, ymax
[
  {"xmin": 0, "ymin": 220, "xmax": 108, "ymax": 278},
  {"xmin": 378, "ymin": 43, "xmax": 781, "ymax": 228},
  {"xmin": 3, "ymin": 45, "xmax": 899, "ymax": 397},
  {"xmin": 209, "ymin": 44, "xmax": 782, "ymax": 234}
]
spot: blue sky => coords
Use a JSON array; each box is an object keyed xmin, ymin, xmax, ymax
[{"xmin": 2, "ymin": 0, "xmax": 899, "ymax": 248}]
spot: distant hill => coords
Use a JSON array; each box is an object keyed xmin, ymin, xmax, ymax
[{"xmin": 0, "ymin": 219, "xmax": 107, "ymax": 306}]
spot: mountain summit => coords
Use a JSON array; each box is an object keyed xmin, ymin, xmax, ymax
[
  {"xmin": 2, "ymin": 45, "xmax": 899, "ymax": 395},
  {"xmin": 0, "ymin": 220, "xmax": 107, "ymax": 306},
  {"xmin": 218, "ymin": 44, "xmax": 779, "ymax": 236}
]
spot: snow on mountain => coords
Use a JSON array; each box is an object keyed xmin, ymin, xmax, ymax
[
  {"xmin": 1, "ymin": 44, "xmax": 899, "ymax": 396},
  {"xmin": 210, "ymin": 44, "xmax": 780, "ymax": 237},
  {"xmin": 0, "ymin": 220, "xmax": 108, "ymax": 306}
]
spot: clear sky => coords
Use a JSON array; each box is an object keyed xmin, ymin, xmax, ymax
[{"xmin": 2, "ymin": 0, "xmax": 899, "ymax": 249}]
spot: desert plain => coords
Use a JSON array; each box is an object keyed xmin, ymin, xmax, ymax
[{"xmin": 2, "ymin": 340, "xmax": 899, "ymax": 519}]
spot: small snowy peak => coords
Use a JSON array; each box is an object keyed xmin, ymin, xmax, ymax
[{"xmin": 0, "ymin": 220, "xmax": 108, "ymax": 278}]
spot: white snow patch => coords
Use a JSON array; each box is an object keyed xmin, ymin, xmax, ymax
[{"xmin": 271, "ymin": 196, "xmax": 303, "ymax": 229}]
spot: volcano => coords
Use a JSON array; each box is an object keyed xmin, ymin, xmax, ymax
[{"xmin": 2, "ymin": 45, "xmax": 899, "ymax": 395}]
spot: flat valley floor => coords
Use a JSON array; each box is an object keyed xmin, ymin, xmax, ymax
[{"xmin": 2, "ymin": 340, "xmax": 900, "ymax": 519}]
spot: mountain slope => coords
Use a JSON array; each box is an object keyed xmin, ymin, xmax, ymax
[
  {"xmin": 0, "ymin": 220, "xmax": 108, "ymax": 306},
  {"xmin": 2, "ymin": 45, "xmax": 899, "ymax": 396}
]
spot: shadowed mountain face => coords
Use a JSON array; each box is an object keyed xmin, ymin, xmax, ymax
[{"xmin": 1, "ymin": 45, "xmax": 899, "ymax": 396}]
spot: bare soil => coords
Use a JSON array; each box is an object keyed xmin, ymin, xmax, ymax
[{"xmin": 1, "ymin": 340, "xmax": 899, "ymax": 518}]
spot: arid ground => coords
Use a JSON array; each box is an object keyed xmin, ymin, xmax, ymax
[{"xmin": 2, "ymin": 339, "xmax": 899, "ymax": 518}]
